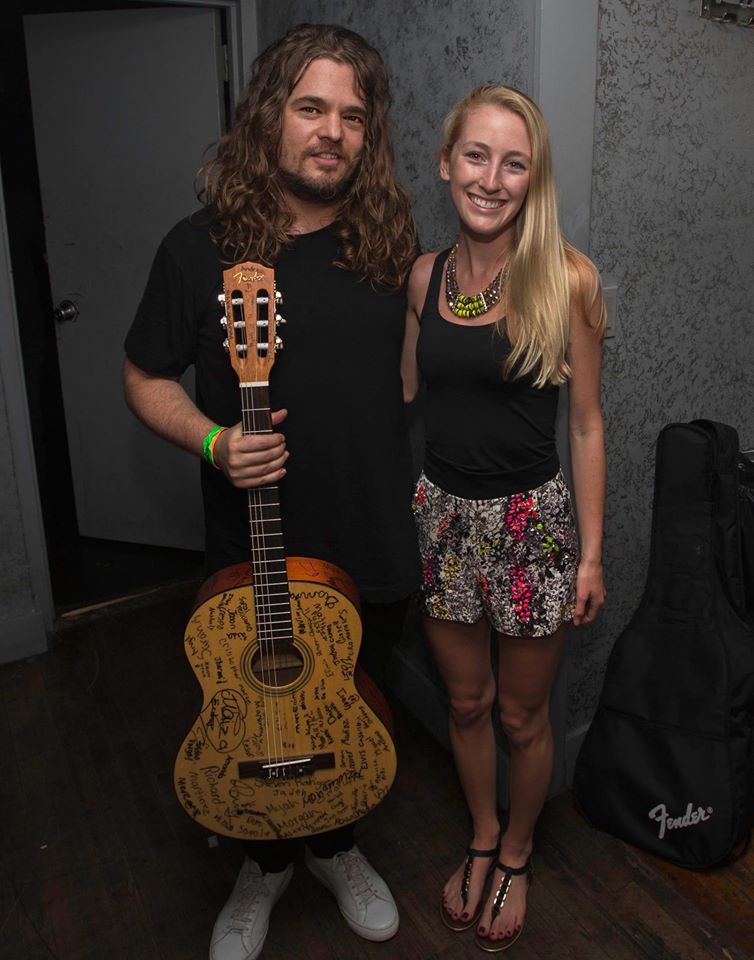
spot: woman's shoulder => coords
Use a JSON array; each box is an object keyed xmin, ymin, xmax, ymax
[
  {"xmin": 564, "ymin": 245, "xmax": 607, "ymax": 334},
  {"xmin": 565, "ymin": 245, "xmax": 600, "ymax": 294},
  {"xmin": 411, "ymin": 251, "xmax": 441, "ymax": 280},
  {"xmin": 407, "ymin": 251, "xmax": 441, "ymax": 306}
]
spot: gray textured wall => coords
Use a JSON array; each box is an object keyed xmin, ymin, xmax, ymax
[
  {"xmin": 258, "ymin": 0, "xmax": 533, "ymax": 247},
  {"xmin": 569, "ymin": 0, "xmax": 754, "ymax": 729}
]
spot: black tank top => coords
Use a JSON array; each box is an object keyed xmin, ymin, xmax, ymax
[{"xmin": 417, "ymin": 249, "xmax": 560, "ymax": 499}]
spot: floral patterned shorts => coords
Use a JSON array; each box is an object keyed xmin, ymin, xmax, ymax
[{"xmin": 412, "ymin": 471, "xmax": 579, "ymax": 637}]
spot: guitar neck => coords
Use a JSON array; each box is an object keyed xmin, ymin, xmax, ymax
[{"xmin": 241, "ymin": 382, "xmax": 291, "ymax": 643}]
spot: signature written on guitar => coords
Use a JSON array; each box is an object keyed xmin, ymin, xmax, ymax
[{"xmin": 176, "ymin": 579, "xmax": 395, "ymax": 839}]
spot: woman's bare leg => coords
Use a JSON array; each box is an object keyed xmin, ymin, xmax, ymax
[
  {"xmin": 424, "ymin": 615, "xmax": 500, "ymax": 925},
  {"xmin": 477, "ymin": 624, "xmax": 567, "ymax": 943}
]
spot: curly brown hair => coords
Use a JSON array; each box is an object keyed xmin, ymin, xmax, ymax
[{"xmin": 200, "ymin": 23, "xmax": 417, "ymax": 290}]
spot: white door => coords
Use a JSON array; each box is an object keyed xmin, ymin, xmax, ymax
[{"xmin": 24, "ymin": 8, "xmax": 225, "ymax": 550}]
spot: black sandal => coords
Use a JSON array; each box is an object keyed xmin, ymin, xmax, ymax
[
  {"xmin": 440, "ymin": 843, "xmax": 499, "ymax": 932},
  {"xmin": 475, "ymin": 858, "xmax": 533, "ymax": 952}
]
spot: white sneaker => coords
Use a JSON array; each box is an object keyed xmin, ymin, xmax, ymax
[
  {"xmin": 210, "ymin": 858, "xmax": 293, "ymax": 960},
  {"xmin": 305, "ymin": 845, "xmax": 399, "ymax": 942}
]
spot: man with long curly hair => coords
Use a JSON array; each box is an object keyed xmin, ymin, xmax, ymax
[{"xmin": 124, "ymin": 22, "xmax": 419, "ymax": 960}]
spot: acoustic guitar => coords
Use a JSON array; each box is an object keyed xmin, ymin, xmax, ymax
[{"xmin": 173, "ymin": 262, "xmax": 397, "ymax": 840}]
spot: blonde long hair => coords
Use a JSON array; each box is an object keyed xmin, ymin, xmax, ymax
[{"xmin": 441, "ymin": 85, "xmax": 605, "ymax": 386}]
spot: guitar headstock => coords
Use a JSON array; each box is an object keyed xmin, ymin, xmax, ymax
[{"xmin": 218, "ymin": 261, "xmax": 285, "ymax": 382}]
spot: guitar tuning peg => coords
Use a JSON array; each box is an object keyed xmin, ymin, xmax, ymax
[
  {"xmin": 275, "ymin": 290, "xmax": 283, "ymax": 304},
  {"xmin": 275, "ymin": 336, "xmax": 284, "ymax": 350},
  {"xmin": 218, "ymin": 293, "xmax": 226, "ymax": 303},
  {"xmin": 220, "ymin": 315, "xmax": 228, "ymax": 329},
  {"xmin": 275, "ymin": 313, "xmax": 286, "ymax": 325},
  {"xmin": 222, "ymin": 338, "xmax": 230, "ymax": 354}
]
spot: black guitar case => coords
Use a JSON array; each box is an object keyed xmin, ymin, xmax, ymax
[{"xmin": 573, "ymin": 420, "xmax": 754, "ymax": 867}]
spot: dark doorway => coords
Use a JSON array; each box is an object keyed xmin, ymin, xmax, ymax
[{"xmin": 1, "ymin": 0, "xmax": 217, "ymax": 614}]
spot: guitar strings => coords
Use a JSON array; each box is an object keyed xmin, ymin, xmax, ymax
[
  {"xmin": 236, "ymin": 285, "xmax": 279, "ymax": 775},
  {"xmin": 244, "ymin": 383, "xmax": 284, "ymax": 774},
  {"xmin": 261, "ymin": 287, "xmax": 291, "ymax": 769},
  {"xmin": 245, "ymin": 288, "xmax": 290, "ymax": 774}
]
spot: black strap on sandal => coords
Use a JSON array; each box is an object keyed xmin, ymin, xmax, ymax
[
  {"xmin": 459, "ymin": 845, "xmax": 499, "ymax": 908},
  {"xmin": 489, "ymin": 859, "xmax": 531, "ymax": 921}
]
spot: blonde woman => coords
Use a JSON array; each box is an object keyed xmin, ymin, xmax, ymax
[{"xmin": 401, "ymin": 85, "xmax": 606, "ymax": 952}]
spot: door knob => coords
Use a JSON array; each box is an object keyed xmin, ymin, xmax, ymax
[{"xmin": 54, "ymin": 299, "xmax": 79, "ymax": 322}]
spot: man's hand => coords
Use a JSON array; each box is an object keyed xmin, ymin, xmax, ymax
[{"xmin": 212, "ymin": 409, "xmax": 289, "ymax": 488}]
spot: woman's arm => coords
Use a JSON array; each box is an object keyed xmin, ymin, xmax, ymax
[
  {"xmin": 400, "ymin": 253, "xmax": 435, "ymax": 403},
  {"xmin": 567, "ymin": 255, "xmax": 607, "ymax": 625}
]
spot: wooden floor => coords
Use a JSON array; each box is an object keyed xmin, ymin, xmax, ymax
[{"xmin": 2, "ymin": 585, "xmax": 752, "ymax": 960}]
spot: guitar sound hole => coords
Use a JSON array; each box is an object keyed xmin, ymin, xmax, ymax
[{"xmin": 250, "ymin": 645, "xmax": 305, "ymax": 688}]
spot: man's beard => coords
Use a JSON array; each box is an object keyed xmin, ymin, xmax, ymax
[{"xmin": 279, "ymin": 162, "xmax": 358, "ymax": 203}]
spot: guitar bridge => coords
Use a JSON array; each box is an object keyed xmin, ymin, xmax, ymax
[{"xmin": 238, "ymin": 752, "xmax": 336, "ymax": 780}]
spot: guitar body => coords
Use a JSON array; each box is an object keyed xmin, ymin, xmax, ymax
[{"xmin": 174, "ymin": 558, "xmax": 397, "ymax": 840}]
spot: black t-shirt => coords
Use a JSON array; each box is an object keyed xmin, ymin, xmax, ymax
[
  {"xmin": 417, "ymin": 249, "xmax": 560, "ymax": 498},
  {"xmin": 125, "ymin": 210, "xmax": 420, "ymax": 602}
]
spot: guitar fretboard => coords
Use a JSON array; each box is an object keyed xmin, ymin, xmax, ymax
[{"xmin": 241, "ymin": 382, "xmax": 293, "ymax": 646}]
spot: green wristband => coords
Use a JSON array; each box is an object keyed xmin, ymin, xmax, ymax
[{"xmin": 202, "ymin": 426, "xmax": 225, "ymax": 467}]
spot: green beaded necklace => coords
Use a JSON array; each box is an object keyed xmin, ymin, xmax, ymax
[{"xmin": 445, "ymin": 245, "xmax": 508, "ymax": 319}]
